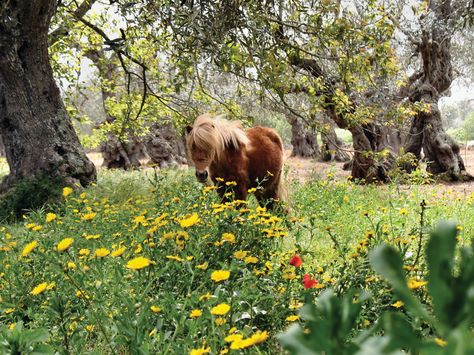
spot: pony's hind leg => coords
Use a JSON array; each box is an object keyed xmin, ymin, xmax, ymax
[{"xmin": 256, "ymin": 173, "xmax": 286, "ymax": 211}]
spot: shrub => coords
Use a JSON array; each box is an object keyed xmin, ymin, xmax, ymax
[
  {"xmin": 0, "ymin": 174, "xmax": 63, "ymax": 222},
  {"xmin": 279, "ymin": 221, "xmax": 474, "ymax": 354}
]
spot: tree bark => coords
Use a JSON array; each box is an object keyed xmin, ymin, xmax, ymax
[
  {"xmin": 0, "ymin": 0, "xmax": 96, "ymax": 191},
  {"xmin": 288, "ymin": 115, "xmax": 320, "ymax": 158},
  {"xmin": 320, "ymin": 115, "xmax": 350, "ymax": 162},
  {"xmin": 145, "ymin": 123, "xmax": 187, "ymax": 168},
  {"xmin": 404, "ymin": 0, "xmax": 472, "ymax": 181},
  {"xmin": 84, "ymin": 49, "xmax": 147, "ymax": 170}
]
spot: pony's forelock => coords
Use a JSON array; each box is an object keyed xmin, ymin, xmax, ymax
[{"xmin": 186, "ymin": 114, "xmax": 249, "ymax": 161}]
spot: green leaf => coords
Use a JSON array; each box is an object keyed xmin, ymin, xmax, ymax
[
  {"xmin": 278, "ymin": 324, "xmax": 319, "ymax": 355},
  {"xmin": 425, "ymin": 221, "xmax": 457, "ymax": 328},
  {"xmin": 369, "ymin": 244, "xmax": 429, "ymax": 320}
]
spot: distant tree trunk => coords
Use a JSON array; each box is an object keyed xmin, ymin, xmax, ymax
[
  {"xmin": 0, "ymin": 0, "xmax": 96, "ymax": 191},
  {"xmin": 288, "ymin": 115, "xmax": 320, "ymax": 158},
  {"xmin": 0, "ymin": 136, "xmax": 4, "ymax": 157},
  {"xmin": 320, "ymin": 115, "xmax": 350, "ymax": 162},
  {"xmin": 404, "ymin": 0, "xmax": 472, "ymax": 181},
  {"xmin": 84, "ymin": 49, "xmax": 147, "ymax": 170},
  {"xmin": 288, "ymin": 56, "xmax": 395, "ymax": 182},
  {"xmin": 145, "ymin": 123, "xmax": 187, "ymax": 167}
]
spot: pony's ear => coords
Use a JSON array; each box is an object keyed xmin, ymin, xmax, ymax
[{"xmin": 185, "ymin": 125, "xmax": 193, "ymax": 134}]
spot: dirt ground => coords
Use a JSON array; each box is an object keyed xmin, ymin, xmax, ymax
[{"xmin": 88, "ymin": 147, "xmax": 474, "ymax": 195}]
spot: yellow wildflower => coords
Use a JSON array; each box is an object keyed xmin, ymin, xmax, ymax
[
  {"xmin": 215, "ymin": 318, "xmax": 227, "ymax": 326},
  {"xmin": 94, "ymin": 248, "xmax": 110, "ymax": 257},
  {"xmin": 166, "ymin": 255, "xmax": 184, "ymax": 262},
  {"xmin": 229, "ymin": 330, "xmax": 269, "ymax": 350},
  {"xmin": 199, "ymin": 293, "xmax": 212, "ymax": 301},
  {"xmin": 189, "ymin": 309, "xmax": 203, "ymax": 318},
  {"xmin": 84, "ymin": 234, "xmax": 100, "ymax": 240},
  {"xmin": 211, "ymin": 303, "xmax": 231, "ymax": 315},
  {"xmin": 407, "ymin": 278, "xmax": 428, "ymax": 290},
  {"xmin": 196, "ymin": 262, "xmax": 208, "ymax": 270},
  {"xmin": 81, "ymin": 212, "xmax": 96, "ymax": 221},
  {"xmin": 244, "ymin": 256, "xmax": 258, "ymax": 264},
  {"xmin": 179, "ymin": 213, "xmax": 200, "ymax": 228},
  {"xmin": 79, "ymin": 248, "xmax": 90, "ymax": 256},
  {"xmin": 190, "ymin": 345, "xmax": 211, "ymax": 355},
  {"xmin": 45, "ymin": 213, "xmax": 57, "ymax": 223},
  {"xmin": 222, "ymin": 233, "xmax": 236, "ymax": 243},
  {"xmin": 57, "ymin": 238, "xmax": 74, "ymax": 252},
  {"xmin": 126, "ymin": 256, "xmax": 153, "ymax": 270},
  {"xmin": 150, "ymin": 306, "xmax": 161, "ymax": 313},
  {"xmin": 434, "ymin": 338, "xmax": 447, "ymax": 347},
  {"xmin": 233, "ymin": 250, "xmax": 247, "ymax": 260},
  {"xmin": 62, "ymin": 187, "xmax": 73, "ymax": 197},
  {"xmin": 4, "ymin": 308, "xmax": 15, "ymax": 314},
  {"xmin": 286, "ymin": 315, "xmax": 300, "ymax": 322},
  {"xmin": 211, "ymin": 270, "xmax": 230, "ymax": 282},
  {"xmin": 111, "ymin": 246, "xmax": 126, "ymax": 257},
  {"xmin": 21, "ymin": 241, "xmax": 38, "ymax": 257},
  {"xmin": 391, "ymin": 301, "xmax": 404, "ymax": 308},
  {"xmin": 31, "ymin": 282, "xmax": 48, "ymax": 296}
]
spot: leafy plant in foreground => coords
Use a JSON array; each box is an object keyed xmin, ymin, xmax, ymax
[{"xmin": 279, "ymin": 221, "xmax": 474, "ymax": 354}]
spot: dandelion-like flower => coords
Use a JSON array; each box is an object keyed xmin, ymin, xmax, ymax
[
  {"xmin": 57, "ymin": 238, "xmax": 74, "ymax": 252},
  {"xmin": 45, "ymin": 213, "xmax": 57, "ymax": 223},
  {"xmin": 189, "ymin": 309, "xmax": 203, "ymax": 318},
  {"xmin": 211, "ymin": 303, "xmax": 231, "ymax": 315},
  {"xmin": 211, "ymin": 270, "xmax": 230, "ymax": 282},
  {"xmin": 63, "ymin": 187, "xmax": 73, "ymax": 197},
  {"xmin": 94, "ymin": 248, "xmax": 110, "ymax": 258},
  {"xmin": 229, "ymin": 330, "xmax": 269, "ymax": 350},
  {"xmin": 31, "ymin": 282, "xmax": 48, "ymax": 295},
  {"xmin": 21, "ymin": 241, "xmax": 38, "ymax": 257},
  {"xmin": 126, "ymin": 256, "xmax": 152, "ymax": 270},
  {"xmin": 189, "ymin": 345, "xmax": 211, "ymax": 355},
  {"xmin": 286, "ymin": 315, "xmax": 299, "ymax": 322},
  {"xmin": 111, "ymin": 246, "xmax": 126, "ymax": 257},
  {"xmin": 150, "ymin": 305, "xmax": 161, "ymax": 313},
  {"xmin": 179, "ymin": 213, "xmax": 200, "ymax": 228},
  {"xmin": 81, "ymin": 212, "xmax": 96, "ymax": 221}
]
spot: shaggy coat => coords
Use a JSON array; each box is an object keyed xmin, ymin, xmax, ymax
[{"xmin": 186, "ymin": 114, "xmax": 284, "ymax": 207}]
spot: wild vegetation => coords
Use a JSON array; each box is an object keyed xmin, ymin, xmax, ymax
[
  {"xmin": 1, "ymin": 0, "xmax": 474, "ymax": 353},
  {"xmin": 0, "ymin": 166, "xmax": 473, "ymax": 353}
]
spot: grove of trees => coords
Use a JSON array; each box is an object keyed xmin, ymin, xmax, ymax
[{"xmin": 1, "ymin": 0, "xmax": 474, "ymax": 195}]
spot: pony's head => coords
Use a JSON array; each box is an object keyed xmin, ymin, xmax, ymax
[{"xmin": 185, "ymin": 113, "xmax": 249, "ymax": 183}]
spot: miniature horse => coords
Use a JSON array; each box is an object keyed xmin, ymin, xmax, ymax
[{"xmin": 185, "ymin": 114, "xmax": 285, "ymax": 209}]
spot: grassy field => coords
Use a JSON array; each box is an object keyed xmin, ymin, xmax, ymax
[{"xmin": 0, "ymin": 165, "xmax": 473, "ymax": 353}]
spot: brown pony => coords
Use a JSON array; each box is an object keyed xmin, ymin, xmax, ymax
[{"xmin": 185, "ymin": 113, "xmax": 285, "ymax": 208}]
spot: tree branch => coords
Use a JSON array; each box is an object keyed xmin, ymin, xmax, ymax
[{"xmin": 49, "ymin": 0, "xmax": 98, "ymax": 45}]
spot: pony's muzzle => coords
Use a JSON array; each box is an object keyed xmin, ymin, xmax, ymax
[{"xmin": 195, "ymin": 170, "xmax": 208, "ymax": 183}]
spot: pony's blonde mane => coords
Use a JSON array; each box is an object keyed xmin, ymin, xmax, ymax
[{"xmin": 187, "ymin": 113, "xmax": 250, "ymax": 161}]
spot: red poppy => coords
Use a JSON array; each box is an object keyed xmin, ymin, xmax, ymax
[
  {"xmin": 289, "ymin": 255, "xmax": 303, "ymax": 268},
  {"xmin": 302, "ymin": 274, "xmax": 318, "ymax": 289}
]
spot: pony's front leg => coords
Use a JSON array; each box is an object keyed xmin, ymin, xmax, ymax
[{"xmin": 234, "ymin": 184, "xmax": 248, "ymax": 202}]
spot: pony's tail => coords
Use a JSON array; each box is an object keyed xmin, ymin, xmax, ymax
[{"xmin": 276, "ymin": 173, "xmax": 288, "ymax": 203}]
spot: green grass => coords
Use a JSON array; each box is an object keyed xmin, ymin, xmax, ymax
[{"xmin": 0, "ymin": 167, "xmax": 473, "ymax": 353}]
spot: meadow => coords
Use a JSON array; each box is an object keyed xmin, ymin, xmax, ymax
[{"xmin": 0, "ymin": 164, "xmax": 473, "ymax": 354}]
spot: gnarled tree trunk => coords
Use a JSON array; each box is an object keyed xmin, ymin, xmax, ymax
[
  {"xmin": 145, "ymin": 123, "xmax": 187, "ymax": 168},
  {"xmin": 288, "ymin": 115, "xmax": 320, "ymax": 158},
  {"xmin": 320, "ymin": 115, "xmax": 350, "ymax": 162},
  {"xmin": 404, "ymin": 0, "xmax": 472, "ymax": 181},
  {"xmin": 84, "ymin": 49, "xmax": 147, "ymax": 170},
  {"xmin": 0, "ymin": 0, "xmax": 96, "ymax": 191}
]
